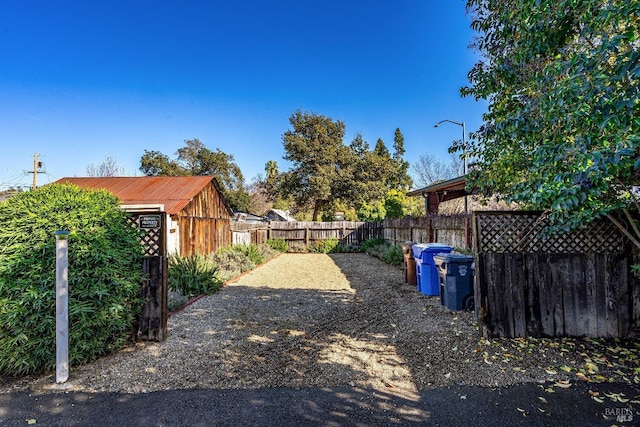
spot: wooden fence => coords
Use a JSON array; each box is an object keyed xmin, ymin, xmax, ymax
[
  {"xmin": 231, "ymin": 222, "xmax": 268, "ymax": 245},
  {"xmin": 267, "ymin": 221, "xmax": 382, "ymax": 251},
  {"xmin": 230, "ymin": 217, "xmax": 472, "ymax": 250},
  {"xmin": 383, "ymin": 215, "xmax": 472, "ymax": 249},
  {"xmin": 474, "ymin": 211, "xmax": 634, "ymax": 338}
]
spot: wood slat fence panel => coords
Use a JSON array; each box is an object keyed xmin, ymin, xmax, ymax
[
  {"xmin": 474, "ymin": 211, "xmax": 632, "ymax": 338},
  {"xmin": 267, "ymin": 221, "xmax": 382, "ymax": 251},
  {"xmin": 384, "ymin": 215, "xmax": 472, "ymax": 249}
]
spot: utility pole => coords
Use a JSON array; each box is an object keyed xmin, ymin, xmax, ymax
[{"xmin": 29, "ymin": 153, "xmax": 45, "ymax": 189}]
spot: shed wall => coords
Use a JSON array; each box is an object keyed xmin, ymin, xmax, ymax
[{"xmin": 176, "ymin": 182, "xmax": 232, "ymax": 256}]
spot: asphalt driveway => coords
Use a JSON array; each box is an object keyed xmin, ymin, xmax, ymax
[{"xmin": 1, "ymin": 381, "xmax": 638, "ymax": 426}]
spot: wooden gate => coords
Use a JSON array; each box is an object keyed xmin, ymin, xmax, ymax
[
  {"xmin": 128, "ymin": 212, "xmax": 168, "ymax": 341},
  {"xmin": 474, "ymin": 211, "xmax": 631, "ymax": 338}
]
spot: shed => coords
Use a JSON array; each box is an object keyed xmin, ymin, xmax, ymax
[
  {"xmin": 266, "ymin": 208, "xmax": 296, "ymax": 222},
  {"xmin": 55, "ymin": 176, "xmax": 233, "ymax": 256},
  {"xmin": 407, "ymin": 175, "xmax": 471, "ymax": 248},
  {"xmin": 406, "ymin": 175, "xmax": 468, "ymax": 214}
]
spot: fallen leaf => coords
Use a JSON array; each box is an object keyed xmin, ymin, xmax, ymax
[
  {"xmin": 538, "ymin": 396, "xmax": 548, "ymax": 404},
  {"xmin": 591, "ymin": 396, "xmax": 604, "ymax": 403},
  {"xmin": 26, "ymin": 420, "xmax": 36, "ymax": 425},
  {"xmin": 545, "ymin": 369, "xmax": 557, "ymax": 375},
  {"xmin": 554, "ymin": 382, "xmax": 572, "ymax": 389},
  {"xmin": 588, "ymin": 390, "xmax": 599, "ymax": 397},
  {"xmin": 537, "ymin": 407, "xmax": 545, "ymax": 413},
  {"xmin": 575, "ymin": 372, "xmax": 589, "ymax": 381},
  {"xmin": 560, "ymin": 365, "xmax": 572, "ymax": 373}
]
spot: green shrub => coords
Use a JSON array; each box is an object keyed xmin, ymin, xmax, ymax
[
  {"xmin": 230, "ymin": 243, "xmax": 265, "ymax": 265},
  {"xmin": 168, "ymin": 253, "xmax": 223, "ymax": 297},
  {"xmin": 209, "ymin": 249, "xmax": 255, "ymax": 282},
  {"xmin": 383, "ymin": 245, "xmax": 404, "ymax": 266},
  {"xmin": 266, "ymin": 238, "xmax": 289, "ymax": 253},
  {"xmin": 365, "ymin": 241, "xmax": 391, "ymax": 259},
  {"xmin": 0, "ymin": 184, "xmax": 143, "ymax": 376},
  {"xmin": 338, "ymin": 242, "xmax": 361, "ymax": 253},
  {"xmin": 360, "ymin": 237, "xmax": 386, "ymax": 253},
  {"xmin": 258, "ymin": 244, "xmax": 279, "ymax": 262},
  {"xmin": 309, "ymin": 239, "xmax": 342, "ymax": 253}
]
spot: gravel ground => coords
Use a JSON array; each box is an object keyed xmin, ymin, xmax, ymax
[{"xmin": 1, "ymin": 253, "xmax": 639, "ymax": 399}]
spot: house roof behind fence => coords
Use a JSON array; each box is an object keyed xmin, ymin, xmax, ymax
[
  {"xmin": 54, "ymin": 176, "xmax": 227, "ymax": 215},
  {"xmin": 406, "ymin": 175, "xmax": 467, "ymax": 197}
]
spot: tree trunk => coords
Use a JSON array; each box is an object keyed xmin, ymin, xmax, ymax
[
  {"xmin": 312, "ymin": 202, "xmax": 320, "ymax": 222},
  {"xmin": 312, "ymin": 200, "xmax": 325, "ymax": 222}
]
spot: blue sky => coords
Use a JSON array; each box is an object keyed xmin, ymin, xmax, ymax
[{"xmin": 0, "ymin": 1, "xmax": 486, "ymax": 191}]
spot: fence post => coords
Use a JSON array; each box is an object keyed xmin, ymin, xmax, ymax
[
  {"xmin": 305, "ymin": 227, "xmax": 310, "ymax": 250},
  {"xmin": 55, "ymin": 230, "xmax": 70, "ymax": 384}
]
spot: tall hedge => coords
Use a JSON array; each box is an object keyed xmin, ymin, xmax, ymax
[{"xmin": 0, "ymin": 184, "xmax": 143, "ymax": 376}]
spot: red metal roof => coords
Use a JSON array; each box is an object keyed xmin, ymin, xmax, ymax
[{"xmin": 54, "ymin": 176, "xmax": 221, "ymax": 215}]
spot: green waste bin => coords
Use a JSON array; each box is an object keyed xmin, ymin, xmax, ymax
[{"xmin": 434, "ymin": 253, "xmax": 475, "ymax": 310}]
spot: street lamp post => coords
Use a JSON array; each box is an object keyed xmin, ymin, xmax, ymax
[{"xmin": 434, "ymin": 119, "xmax": 467, "ymax": 213}]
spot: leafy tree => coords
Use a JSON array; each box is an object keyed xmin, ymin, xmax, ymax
[
  {"xmin": 390, "ymin": 128, "xmax": 413, "ymax": 190},
  {"xmin": 460, "ymin": 0, "xmax": 640, "ymax": 242},
  {"xmin": 280, "ymin": 111, "xmax": 349, "ymax": 221},
  {"xmin": 279, "ymin": 111, "xmax": 415, "ymax": 221},
  {"xmin": 0, "ymin": 184, "xmax": 143, "ymax": 375},
  {"xmin": 139, "ymin": 150, "xmax": 185, "ymax": 176},
  {"xmin": 139, "ymin": 139, "xmax": 250, "ymax": 211},
  {"xmin": 343, "ymin": 134, "xmax": 392, "ymax": 212},
  {"xmin": 373, "ymin": 138, "xmax": 390, "ymax": 158},
  {"xmin": 86, "ymin": 155, "xmax": 125, "ymax": 177},
  {"xmin": 357, "ymin": 199, "xmax": 387, "ymax": 222}
]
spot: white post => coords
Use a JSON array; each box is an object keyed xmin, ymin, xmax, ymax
[{"xmin": 55, "ymin": 230, "xmax": 70, "ymax": 384}]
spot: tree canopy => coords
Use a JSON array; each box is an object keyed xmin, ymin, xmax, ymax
[
  {"xmin": 277, "ymin": 111, "xmax": 414, "ymax": 221},
  {"xmin": 140, "ymin": 139, "xmax": 250, "ymax": 211},
  {"xmin": 279, "ymin": 111, "xmax": 349, "ymax": 221},
  {"xmin": 460, "ymin": 0, "xmax": 639, "ymax": 242}
]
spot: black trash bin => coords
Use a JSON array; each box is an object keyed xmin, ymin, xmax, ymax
[{"xmin": 434, "ymin": 253, "xmax": 475, "ymax": 311}]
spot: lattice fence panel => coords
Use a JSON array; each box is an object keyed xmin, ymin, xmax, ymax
[
  {"xmin": 476, "ymin": 212, "xmax": 625, "ymax": 254},
  {"xmin": 127, "ymin": 216, "xmax": 162, "ymax": 257}
]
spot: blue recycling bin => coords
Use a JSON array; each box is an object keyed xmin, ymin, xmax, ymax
[
  {"xmin": 434, "ymin": 253, "xmax": 475, "ymax": 311},
  {"xmin": 412, "ymin": 243, "xmax": 453, "ymax": 296}
]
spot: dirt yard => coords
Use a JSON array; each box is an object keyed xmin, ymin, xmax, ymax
[{"xmin": 2, "ymin": 253, "xmax": 639, "ymax": 401}]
